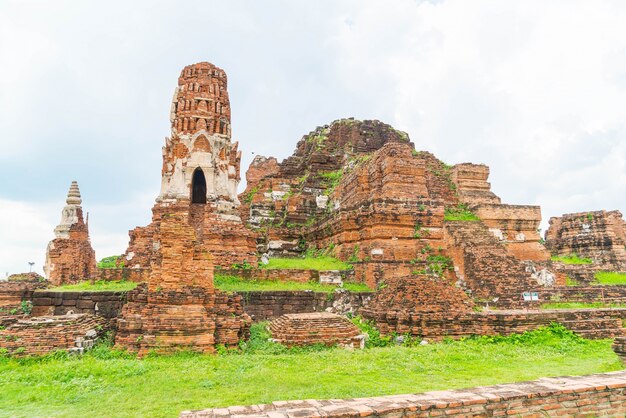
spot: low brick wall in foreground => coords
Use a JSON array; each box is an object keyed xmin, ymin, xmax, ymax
[
  {"xmin": 181, "ymin": 370, "xmax": 626, "ymax": 417},
  {"xmin": 31, "ymin": 291, "xmax": 127, "ymax": 319}
]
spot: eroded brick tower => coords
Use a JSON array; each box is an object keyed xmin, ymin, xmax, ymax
[
  {"xmin": 44, "ymin": 181, "xmax": 97, "ymax": 285},
  {"xmin": 124, "ymin": 62, "xmax": 256, "ymax": 270}
]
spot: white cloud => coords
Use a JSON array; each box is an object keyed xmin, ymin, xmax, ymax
[{"xmin": 0, "ymin": 0, "xmax": 625, "ymax": 269}]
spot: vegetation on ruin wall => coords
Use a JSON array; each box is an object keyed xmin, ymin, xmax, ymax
[
  {"xmin": 261, "ymin": 256, "xmax": 353, "ymax": 271},
  {"xmin": 0, "ymin": 323, "xmax": 620, "ymax": 417},
  {"xmin": 595, "ymin": 271, "xmax": 626, "ymax": 285},
  {"xmin": 47, "ymin": 280, "xmax": 138, "ymax": 292},
  {"xmin": 551, "ymin": 254, "xmax": 593, "ymax": 265},
  {"xmin": 215, "ymin": 274, "xmax": 371, "ymax": 293},
  {"xmin": 97, "ymin": 255, "xmax": 125, "ymax": 269},
  {"xmin": 443, "ymin": 203, "xmax": 480, "ymax": 221}
]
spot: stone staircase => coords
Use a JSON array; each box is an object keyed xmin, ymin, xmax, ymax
[{"xmin": 445, "ymin": 220, "xmax": 539, "ymax": 308}]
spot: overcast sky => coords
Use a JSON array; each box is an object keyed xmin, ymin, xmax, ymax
[{"xmin": 1, "ymin": 0, "xmax": 625, "ymax": 276}]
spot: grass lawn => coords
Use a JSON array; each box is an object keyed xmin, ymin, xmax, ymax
[
  {"xmin": 215, "ymin": 274, "xmax": 372, "ymax": 293},
  {"xmin": 595, "ymin": 271, "xmax": 626, "ymax": 285},
  {"xmin": 0, "ymin": 323, "xmax": 621, "ymax": 417},
  {"xmin": 541, "ymin": 301, "xmax": 626, "ymax": 309},
  {"xmin": 46, "ymin": 280, "xmax": 138, "ymax": 292},
  {"xmin": 260, "ymin": 256, "xmax": 352, "ymax": 271},
  {"xmin": 551, "ymin": 254, "xmax": 593, "ymax": 265}
]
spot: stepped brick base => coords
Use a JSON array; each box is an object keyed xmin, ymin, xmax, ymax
[
  {"xmin": 115, "ymin": 285, "xmax": 250, "ymax": 357},
  {"xmin": 181, "ymin": 370, "xmax": 626, "ymax": 418},
  {"xmin": 0, "ymin": 314, "xmax": 106, "ymax": 356},
  {"xmin": 613, "ymin": 336, "xmax": 626, "ymax": 364},
  {"xmin": 269, "ymin": 312, "xmax": 364, "ymax": 349},
  {"xmin": 362, "ymin": 308, "xmax": 626, "ymax": 340}
]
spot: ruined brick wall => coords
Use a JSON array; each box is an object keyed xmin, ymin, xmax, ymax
[
  {"xmin": 239, "ymin": 119, "xmax": 413, "ymax": 257},
  {"xmin": 31, "ymin": 291, "xmax": 127, "ymax": 320},
  {"xmin": 0, "ymin": 314, "xmax": 106, "ymax": 356},
  {"xmin": 269, "ymin": 312, "xmax": 363, "ymax": 348},
  {"xmin": 97, "ymin": 268, "xmax": 150, "ymax": 282},
  {"xmin": 125, "ymin": 62, "xmax": 257, "ymax": 270},
  {"xmin": 44, "ymin": 182, "xmax": 97, "ymax": 285},
  {"xmin": 116, "ymin": 212, "xmax": 251, "ymax": 356},
  {"xmin": 0, "ymin": 280, "xmax": 46, "ymax": 310},
  {"xmin": 239, "ymin": 290, "xmax": 371, "ymax": 321},
  {"xmin": 472, "ymin": 204, "xmax": 549, "ymax": 262},
  {"xmin": 307, "ymin": 142, "xmax": 451, "ymax": 287},
  {"xmin": 545, "ymin": 210, "xmax": 626, "ymax": 271},
  {"xmin": 443, "ymin": 221, "xmax": 542, "ymax": 308},
  {"xmin": 362, "ymin": 307, "xmax": 626, "ymax": 340},
  {"xmin": 452, "ymin": 163, "xmax": 501, "ymax": 205},
  {"xmin": 182, "ymin": 371, "xmax": 626, "ymax": 418},
  {"xmin": 125, "ymin": 202, "xmax": 257, "ymax": 270},
  {"xmin": 225, "ymin": 268, "xmax": 354, "ymax": 283}
]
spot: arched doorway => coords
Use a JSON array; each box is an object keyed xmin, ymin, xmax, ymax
[{"xmin": 191, "ymin": 168, "xmax": 207, "ymax": 204}]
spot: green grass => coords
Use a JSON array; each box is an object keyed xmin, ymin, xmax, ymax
[
  {"xmin": 595, "ymin": 271, "xmax": 626, "ymax": 285},
  {"xmin": 261, "ymin": 256, "xmax": 352, "ymax": 271},
  {"xmin": 443, "ymin": 204, "xmax": 480, "ymax": 221},
  {"xmin": 215, "ymin": 275, "xmax": 372, "ymax": 293},
  {"xmin": 541, "ymin": 301, "xmax": 626, "ymax": 310},
  {"xmin": 47, "ymin": 280, "xmax": 138, "ymax": 292},
  {"xmin": 0, "ymin": 323, "xmax": 620, "ymax": 417},
  {"xmin": 551, "ymin": 254, "xmax": 593, "ymax": 265}
]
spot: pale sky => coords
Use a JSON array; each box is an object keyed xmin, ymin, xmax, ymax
[{"xmin": 1, "ymin": 0, "xmax": 625, "ymax": 276}]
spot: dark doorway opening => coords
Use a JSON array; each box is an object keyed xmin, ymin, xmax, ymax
[{"xmin": 191, "ymin": 168, "xmax": 207, "ymax": 204}]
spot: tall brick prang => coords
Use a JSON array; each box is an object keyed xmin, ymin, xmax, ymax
[
  {"xmin": 124, "ymin": 62, "xmax": 256, "ymax": 269},
  {"xmin": 44, "ymin": 181, "xmax": 97, "ymax": 286}
]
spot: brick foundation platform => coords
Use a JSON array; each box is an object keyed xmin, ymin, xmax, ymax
[
  {"xmin": 181, "ymin": 370, "xmax": 626, "ymax": 417},
  {"xmin": 0, "ymin": 314, "xmax": 106, "ymax": 356},
  {"xmin": 269, "ymin": 312, "xmax": 364, "ymax": 348}
]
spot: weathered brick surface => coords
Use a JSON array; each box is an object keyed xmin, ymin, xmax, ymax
[
  {"xmin": 546, "ymin": 210, "xmax": 626, "ymax": 271},
  {"xmin": 115, "ymin": 212, "xmax": 251, "ymax": 356},
  {"xmin": 269, "ymin": 312, "xmax": 364, "ymax": 348},
  {"xmin": 225, "ymin": 268, "xmax": 353, "ymax": 284},
  {"xmin": 0, "ymin": 280, "xmax": 47, "ymax": 310},
  {"xmin": 444, "ymin": 221, "xmax": 543, "ymax": 308},
  {"xmin": 44, "ymin": 181, "xmax": 97, "ymax": 285},
  {"xmin": 0, "ymin": 314, "xmax": 106, "ymax": 356},
  {"xmin": 124, "ymin": 62, "xmax": 257, "ymax": 270},
  {"xmin": 180, "ymin": 370, "xmax": 626, "ymax": 417},
  {"xmin": 240, "ymin": 290, "xmax": 372, "ymax": 321},
  {"xmin": 31, "ymin": 290, "xmax": 127, "ymax": 320},
  {"xmin": 98, "ymin": 268, "xmax": 149, "ymax": 282},
  {"xmin": 240, "ymin": 119, "xmax": 417, "ymax": 259},
  {"xmin": 362, "ymin": 307, "xmax": 626, "ymax": 340},
  {"xmin": 451, "ymin": 163, "xmax": 501, "ymax": 205}
]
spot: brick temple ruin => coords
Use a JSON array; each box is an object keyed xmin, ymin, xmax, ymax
[
  {"xmin": 44, "ymin": 181, "xmax": 97, "ymax": 286},
  {"xmin": 2, "ymin": 60, "xmax": 626, "ymax": 364}
]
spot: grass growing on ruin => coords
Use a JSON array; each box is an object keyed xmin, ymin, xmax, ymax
[
  {"xmin": 261, "ymin": 256, "xmax": 353, "ymax": 271},
  {"xmin": 0, "ymin": 323, "xmax": 621, "ymax": 418},
  {"xmin": 214, "ymin": 274, "xmax": 372, "ymax": 293},
  {"xmin": 595, "ymin": 271, "xmax": 626, "ymax": 285},
  {"xmin": 550, "ymin": 254, "xmax": 593, "ymax": 265},
  {"xmin": 443, "ymin": 204, "xmax": 480, "ymax": 221},
  {"xmin": 47, "ymin": 280, "xmax": 138, "ymax": 292},
  {"xmin": 541, "ymin": 301, "xmax": 626, "ymax": 310}
]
